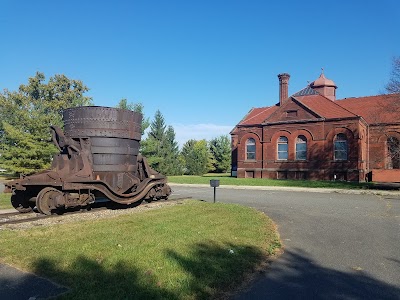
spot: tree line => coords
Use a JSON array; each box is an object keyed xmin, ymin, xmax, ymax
[
  {"xmin": 0, "ymin": 72, "xmax": 231, "ymax": 175},
  {"xmin": 2, "ymin": 56, "xmax": 398, "ymax": 175}
]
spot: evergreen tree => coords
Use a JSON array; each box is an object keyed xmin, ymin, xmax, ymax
[
  {"xmin": 209, "ymin": 135, "xmax": 231, "ymax": 173},
  {"xmin": 149, "ymin": 110, "xmax": 167, "ymax": 141},
  {"xmin": 146, "ymin": 110, "xmax": 166, "ymax": 171},
  {"xmin": 181, "ymin": 139, "xmax": 196, "ymax": 175},
  {"xmin": 181, "ymin": 139, "xmax": 209, "ymax": 175},
  {"xmin": 141, "ymin": 110, "xmax": 182, "ymax": 175},
  {"xmin": 140, "ymin": 110, "xmax": 166, "ymax": 169},
  {"xmin": 207, "ymin": 143, "xmax": 217, "ymax": 173},
  {"xmin": 0, "ymin": 72, "xmax": 92, "ymax": 174},
  {"xmin": 159, "ymin": 126, "xmax": 184, "ymax": 175}
]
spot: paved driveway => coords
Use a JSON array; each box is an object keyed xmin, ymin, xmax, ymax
[{"xmin": 169, "ymin": 184, "xmax": 400, "ymax": 300}]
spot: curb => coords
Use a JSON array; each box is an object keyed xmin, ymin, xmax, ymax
[{"xmin": 167, "ymin": 183, "xmax": 400, "ymax": 196}]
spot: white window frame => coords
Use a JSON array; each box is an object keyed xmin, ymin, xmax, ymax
[
  {"xmin": 246, "ymin": 138, "xmax": 256, "ymax": 160},
  {"xmin": 277, "ymin": 136, "xmax": 288, "ymax": 160},
  {"xmin": 296, "ymin": 135, "xmax": 307, "ymax": 160},
  {"xmin": 334, "ymin": 133, "xmax": 348, "ymax": 161}
]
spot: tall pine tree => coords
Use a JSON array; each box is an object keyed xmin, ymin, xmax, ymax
[
  {"xmin": 140, "ymin": 110, "xmax": 165, "ymax": 171},
  {"xmin": 140, "ymin": 110, "xmax": 182, "ymax": 175},
  {"xmin": 159, "ymin": 126, "xmax": 183, "ymax": 175}
]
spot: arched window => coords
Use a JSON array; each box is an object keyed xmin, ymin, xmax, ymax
[
  {"xmin": 277, "ymin": 136, "xmax": 288, "ymax": 160},
  {"xmin": 387, "ymin": 136, "xmax": 400, "ymax": 169},
  {"xmin": 296, "ymin": 135, "xmax": 307, "ymax": 160},
  {"xmin": 334, "ymin": 133, "xmax": 348, "ymax": 161},
  {"xmin": 246, "ymin": 138, "xmax": 256, "ymax": 160}
]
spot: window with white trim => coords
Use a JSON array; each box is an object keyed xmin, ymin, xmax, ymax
[
  {"xmin": 246, "ymin": 138, "xmax": 256, "ymax": 160},
  {"xmin": 296, "ymin": 135, "xmax": 307, "ymax": 160},
  {"xmin": 334, "ymin": 133, "xmax": 347, "ymax": 161},
  {"xmin": 277, "ymin": 136, "xmax": 288, "ymax": 160}
]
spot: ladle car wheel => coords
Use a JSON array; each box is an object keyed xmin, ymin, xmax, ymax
[
  {"xmin": 36, "ymin": 187, "xmax": 63, "ymax": 215},
  {"xmin": 11, "ymin": 191, "xmax": 35, "ymax": 213}
]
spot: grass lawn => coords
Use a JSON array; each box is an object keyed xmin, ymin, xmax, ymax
[
  {"xmin": 0, "ymin": 175, "xmax": 15, "ymax": 209},
  {"xmin": 0, "ymin": 200, "xmax": 281, "ymax": 300},
  {"xmin": 0, "ymin": 193, "xmax": 11, "ymax": 209},
  {"xmin": 167, "ymin": 174, "xmax": 375, "ymax": 189}
]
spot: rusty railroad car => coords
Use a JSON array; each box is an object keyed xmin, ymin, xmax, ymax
[{"xmin": 4, "ymin": 106, "xmax": 171, "ymax": 215}]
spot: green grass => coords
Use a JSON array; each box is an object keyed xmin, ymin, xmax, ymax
[
  {"xmin": 0, "ymin": 200, "xmax": 280, "ymax": 300},
  {"xmin": 167, "ymin": 174, "xmax": 375, "ymax": 189},
  {"xmin": 0, "ymin": 193, "xmax": 11, "ymax": 209},
  {"xmin": 0, "ymin": 174, "xmax": 17, "ymax": 181},
  {"xmin": 0, "ymin": 176, "xmax": 15, "ymax": 209}
]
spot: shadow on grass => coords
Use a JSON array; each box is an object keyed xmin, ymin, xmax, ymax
[
  {"xmin": 27, "ymin": 243, "xmax": 399, "ymax": 300},
  {"xmin": 166, "ymin": 241, "xmax": 267, "ymax": 300},
  {"xmin": 233, "ymin": 248, "xmax": 400, "ymax": 300},
  {"xmin": 28, "ymin": 242, "xmax": 267, "ymax": 300},
  {"xmin": 31, "ymin": 256, "xmax": 179, "ymax": 300}
]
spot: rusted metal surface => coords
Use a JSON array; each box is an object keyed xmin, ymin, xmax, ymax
[{"xmin": 4, "ymin": 106, "xmax": 171, "ymax": 215}]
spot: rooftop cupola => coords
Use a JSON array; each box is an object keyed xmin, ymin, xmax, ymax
[{"xmin": 310, "ymin": 70, "xmax": 337, "ymax": 101}]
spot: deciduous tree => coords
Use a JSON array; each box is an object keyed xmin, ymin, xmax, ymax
[
  {"xmin": 116, "ymin": 98, "xmax": 150, "ymax": 134},
  {"xmin": 383, "ymin": 56, "xmax": 400, "ymax": 169},
  {"xmin": 0, "ymin": 72, "xmax": 92, "ymax": 174},
  {"xmin": 370, "ymin": 56, "xmax": 400, "ymax": 172},
  {"xmin": 181, "ymin": 139, "xmax": 210, "ymax": 175},
  {"xmin": 386, "ymin": 56, "xmax": 400, "ymax": 94}
]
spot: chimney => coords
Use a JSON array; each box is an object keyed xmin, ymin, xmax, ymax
[{"xmin": 278, "ymin": 73, "xmax": 290, "ymax": 105}]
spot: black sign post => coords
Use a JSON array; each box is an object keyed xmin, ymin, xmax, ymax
[{"xmin": 210, "ymin": 179, "xmax": 220, "ymax": 203}]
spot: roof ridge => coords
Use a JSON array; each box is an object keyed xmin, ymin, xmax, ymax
[
  {"xmin": 324, "ymin": 95, "xmax": 359, "ymax": 117},
  {"xmin": 240, "ymin": 106, "xmax": 275, "ymax": 124},
  {"xmin": 238, "ymin": 107, "xmax": 255, "ymax": 124},
  {"xmin": 337, "ymin": 93, "xmax": 397, "ymax": 101},
  {"xmin": 296, "ymin": 94, "xmax": 359, "ymax": 118}
]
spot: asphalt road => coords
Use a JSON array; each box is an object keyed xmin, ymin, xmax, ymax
[{"xmin": 169, "ymin": 184, "xmax": 400, "ymax": 300}]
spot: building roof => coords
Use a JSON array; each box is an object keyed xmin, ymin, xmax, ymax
[
  {"xmin": 292, "ymin": 86, "xmax": 319, "ymax": 97},
  {"xmin": 337, "ymin": 94, "xmax": 400, "ymax": 124},
  {"xmin": 235, "ymin": 71, "xmax": 400, "ymax": 128},
  {"xmin": 237, "ymin": 92, "xmax": 399, "ymax": 127},
  {"xmin": 238, "ymin": 92, "xmax": 360, "ymax": 125},
  {"xmin": 238, "ymin": 106, "xmax": 279, "ymax": 126},
  {"xmin": 294, "ymin": 94, "xmax": 358, "ymax": 119}
]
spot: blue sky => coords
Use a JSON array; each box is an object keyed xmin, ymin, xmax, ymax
[{"xmin": 1, "ymin": 0, "xmax": 399, "ymax": 147}]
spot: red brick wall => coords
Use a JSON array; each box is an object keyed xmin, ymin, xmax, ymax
[
  {"xmin": 233, "ymin": 119, "xmax": 369, "ymax": 181},
  {"xmin": 233, "ymin": 127, "xmax": 263, "ymax": 178},
  {"xmin": 368, "ymin": 125, "xmax": 400, "ymax": 170},
  {"xmin": 372, "ymin": 169, "xmax": 400, "ymax": 183}
]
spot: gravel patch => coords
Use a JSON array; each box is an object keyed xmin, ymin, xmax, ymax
[{"xmin": 2, "ymin": 199, "xmax": 187, "ymax": 230}]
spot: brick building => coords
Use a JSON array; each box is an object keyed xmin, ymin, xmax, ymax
[{"xmin": 230, "ymin": 72, "xmax": 400, "ymax": 182}]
